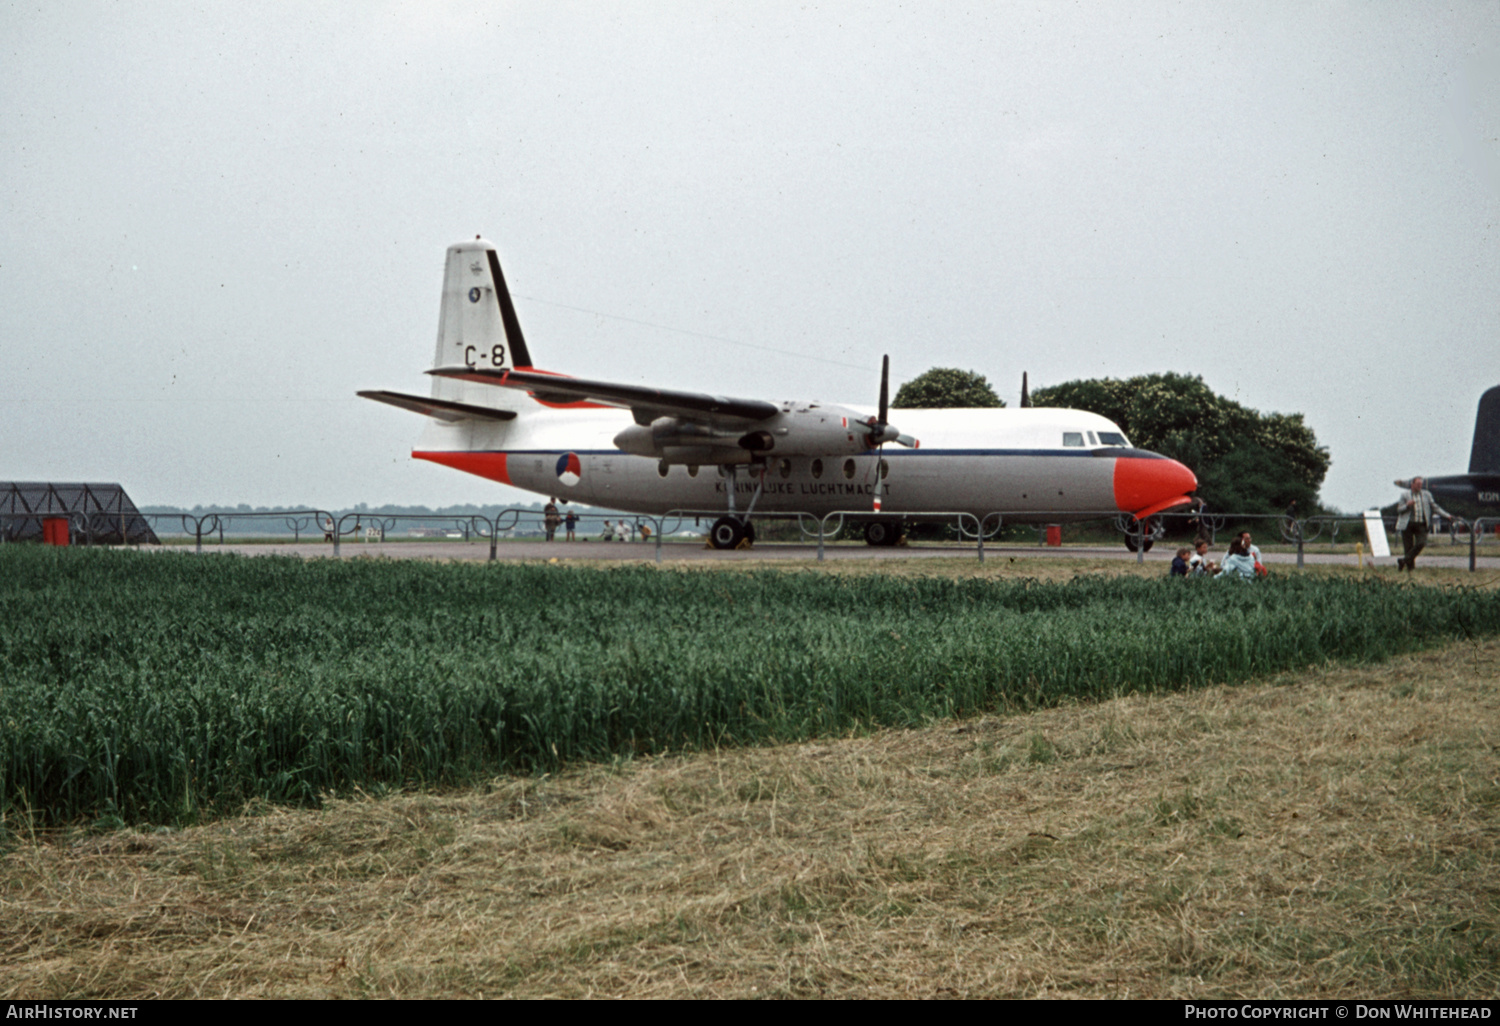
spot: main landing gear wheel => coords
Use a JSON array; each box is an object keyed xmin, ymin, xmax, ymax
[
  {"xmin": 864, "ymin": 521, "xmax": 902, "ymax": 547},
  {"xmin": 709, "ymin": 517, "xmax": 755, "ymax": 550}
]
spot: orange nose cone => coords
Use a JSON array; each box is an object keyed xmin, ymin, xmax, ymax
[{"xmin": 1113, "ymin": 455, "xmax": 1197, "ymax": 518}]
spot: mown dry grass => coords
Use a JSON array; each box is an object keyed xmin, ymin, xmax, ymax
[
  {"xmin": 4, "ymin": 630, "xmax": 1498, "ymax": 999},
  {"xmin": 648, "ymin": 553, "xmax": 1500, "ymax": 588}
]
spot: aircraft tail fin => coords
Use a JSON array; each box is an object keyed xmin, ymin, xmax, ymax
[
  {"xmin": 430, "ymin": 237, "xmax": 535, "ymax": 411},
  {"xmin": 433, "ymin": 237, "xmax": 533, "ymax": 371},
  {"xmin": 1470, "ymin": 386, "xmax": 1500, "ymax": 473}
]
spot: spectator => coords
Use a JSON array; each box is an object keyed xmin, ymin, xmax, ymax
[
  {"xmin": 1395, "ymin": 476, "xmax": 1453, "ymax": 572},
  {"xmin": 1188, "ymin": 497, "xmax": 1210, "ymax": 545},
  {"xmin": 1217, "ymin": 538, "xmax": 1257, "ymax": 580},
  {"xmin": 1171, "ymin": 547, "xmax": 1191, "ymax": 577},
  {"xmin": 543, "ymin": 499, "xmax": 561, "ymax": 542},
  {"xmin": 1231, "ymin": 530, "xmax": 1267, "ymax": 577},
  {"xmin": 1188, "ymin": 539, "xmax": 1216, "ymax": 576}
]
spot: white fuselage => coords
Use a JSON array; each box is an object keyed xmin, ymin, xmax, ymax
[{"xmin": 413, "ymin": 404, "xmax": 1182, "ymax": 521}]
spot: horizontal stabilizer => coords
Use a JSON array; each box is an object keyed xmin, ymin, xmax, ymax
[
  {"xmin": 427, "ymin": 367, "xmax": 780, "ymax": 423},
  {"xmin": 357, "ymin": 390, "xmax": 517, "ymax": 422}
]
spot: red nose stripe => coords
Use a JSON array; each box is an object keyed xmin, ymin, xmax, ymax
[
  {"xmin": 413, "ymin": 450, "xmax": 511, "ymax": 485},
  {"xmin": 1113, "ymin": 456, "xmax": 1197, "ymax": 516}
]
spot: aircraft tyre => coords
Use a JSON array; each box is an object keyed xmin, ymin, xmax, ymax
[
  {"xmin": 710, "ymin": 516, "xmax": 747, "ymax": 550},
  {"xmin": 864, "ymin": 520, "xmax": 901, "ymax": 547},
  {"xmin": 1123, "ymin": 531, "xmax": 1155, "ymax": 553}
]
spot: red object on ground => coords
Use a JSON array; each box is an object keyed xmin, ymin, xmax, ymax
[
  {"xmin": 42, "ymin": 517, "xmax": 69, "ymax": 546},
  {"xmin": 1046, "ymin": 525, "xmax": 1061, "ymax": 546}
]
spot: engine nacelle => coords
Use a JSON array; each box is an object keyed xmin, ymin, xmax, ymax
[
  {"xmin": 613, "ymin": 406, "xmax": 878, "ymax": 464},
  {"xmin": 613, "ymin": 418, "xmax": 740, "ymax": 460},
  {"xmin": 756, "ymin": 406, "xmax": 876, "ymax": 456}
]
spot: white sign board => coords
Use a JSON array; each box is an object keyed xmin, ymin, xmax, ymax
[{"xmin": 1364, "ymin": 509, "xmax": 1391, "ymax": 558}]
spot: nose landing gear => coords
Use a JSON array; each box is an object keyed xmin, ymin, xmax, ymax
[{"xmin": 1121, "ymin": 515, "xmax": 1161, "ymax": 552}]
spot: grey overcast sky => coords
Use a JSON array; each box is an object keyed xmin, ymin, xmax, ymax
[{"xmin": 3, "ymin": 2, "xmax": 1497, "ymax": 512}]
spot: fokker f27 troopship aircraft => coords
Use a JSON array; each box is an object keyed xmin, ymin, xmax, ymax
[{"xmin": 360, "ymin": 237, "xmax": 1198, "ymax": 548}]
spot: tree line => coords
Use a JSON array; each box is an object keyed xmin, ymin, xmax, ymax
[{"xmin": 893, "ymin": 367, "xmax": 1330, "ymax": 515}]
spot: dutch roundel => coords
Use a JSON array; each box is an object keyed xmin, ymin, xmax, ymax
[{"xmin": 555, "ymin": 452, "xmax": 582, "ymax": 487}]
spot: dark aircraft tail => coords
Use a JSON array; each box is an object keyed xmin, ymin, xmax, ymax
[{"xmin": 1471, "ymin": 386, "xmax": 1500, "ymax": 473}]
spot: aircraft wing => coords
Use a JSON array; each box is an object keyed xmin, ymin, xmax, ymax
[
  {"xmin": 427, "ymin": 367, "xmax": 780, "ymax": 424},
  {"xmin": 357, "ymin": 390, "xmax": 518, "ymax": 422}
]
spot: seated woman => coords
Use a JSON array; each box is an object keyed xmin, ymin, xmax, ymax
[{"xmin": 1216, "ymin": 538, "xmax": 1258, "ymax": 580}]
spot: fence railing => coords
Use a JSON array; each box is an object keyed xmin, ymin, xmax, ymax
[{"xmin": 6, "ymin": 506, "xmax": 1498, "ymax": 570}]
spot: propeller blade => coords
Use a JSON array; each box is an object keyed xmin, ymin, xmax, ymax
[
  {"xmin": 866, "ymin": 356, "xmax": 903, "ymax": 448},
  {"xmin": 878, "ymin": 355, "xmax": 890, "ymax": 427},
  {"xmin": 895, "ymin": 434, "xmax": 919, "ymax": 448},
  {"xmin": 873, "ymin": 357, "xmax": 893, "ymax": 511}
]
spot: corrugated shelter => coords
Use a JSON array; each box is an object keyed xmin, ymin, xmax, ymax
[{"xmin": 0, "ymin": 482, "xmax": 160, "ymax": 545}]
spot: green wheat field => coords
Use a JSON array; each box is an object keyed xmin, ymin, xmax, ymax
[{"xmin": 4, "ymin": 546, "xmax": 1499, "ymax": 827}]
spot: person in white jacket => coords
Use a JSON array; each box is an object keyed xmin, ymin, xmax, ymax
[
  {"xmin": 1216, "ymin": 538, "xmax": 1258, "ymax": 580},
  {"xmin": 1394, "ymin": 476, "xmax": 1453, "ymax": 571}
]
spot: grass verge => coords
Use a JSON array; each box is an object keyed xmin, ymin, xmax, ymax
[{"xmin": 3, "ymin": 636, "xmax": 1497, "ymax": 998}]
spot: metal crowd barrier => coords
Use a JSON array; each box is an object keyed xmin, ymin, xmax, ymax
[
  {"xmin": 139, "ymin": 510, "xmax": 338, "ymax": 555},
  {"xmin": 9, "ymin": 506, "xmax": 1497, "ymax": 571}
]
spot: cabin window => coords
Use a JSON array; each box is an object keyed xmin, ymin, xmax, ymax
[
  {"xmin": 843, "ymin": 458, "xmax": 857, "ymax": 479},
  {"xmin": 657, "ymin": 460, "xmax": 669, "ymax": 478},
  {"xmin": 779, "ymin": 458, "xmax": 792, "ymax": 479},
  {"xmin": 879, "ymin": 459, "xmax": 889, "ymax": 480},
  {"xmin": 1098, "ymin": 432, "xmax": 1128, "ymax": 447},
  {"xmin": 811, "ymin": 458, "xmax": 823, "ymax": 479},
  {"xmin": 1062, "ymin": 432, "xmax": 1085, "ymax": 447},
  {"xmin": 687, "ymin": 464, "xmax": 699, "ymax": 477}
]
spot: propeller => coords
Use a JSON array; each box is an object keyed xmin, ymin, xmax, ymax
[
  {"xmin": 864, "ymin": 355, "xmax": 919, "ymax": 449},
  {"xmin": 865, "ymin": 355, "xmax": 918, "ymax": 512}
]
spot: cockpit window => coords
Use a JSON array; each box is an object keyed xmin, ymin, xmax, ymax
[
  {"xmin": 1062, "ymin": 432, "xmax": 1085, "ymax": 447},
  {"xmin": 1097, "ymin": 432, "xmax": 1128, "ymax": 447}
]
